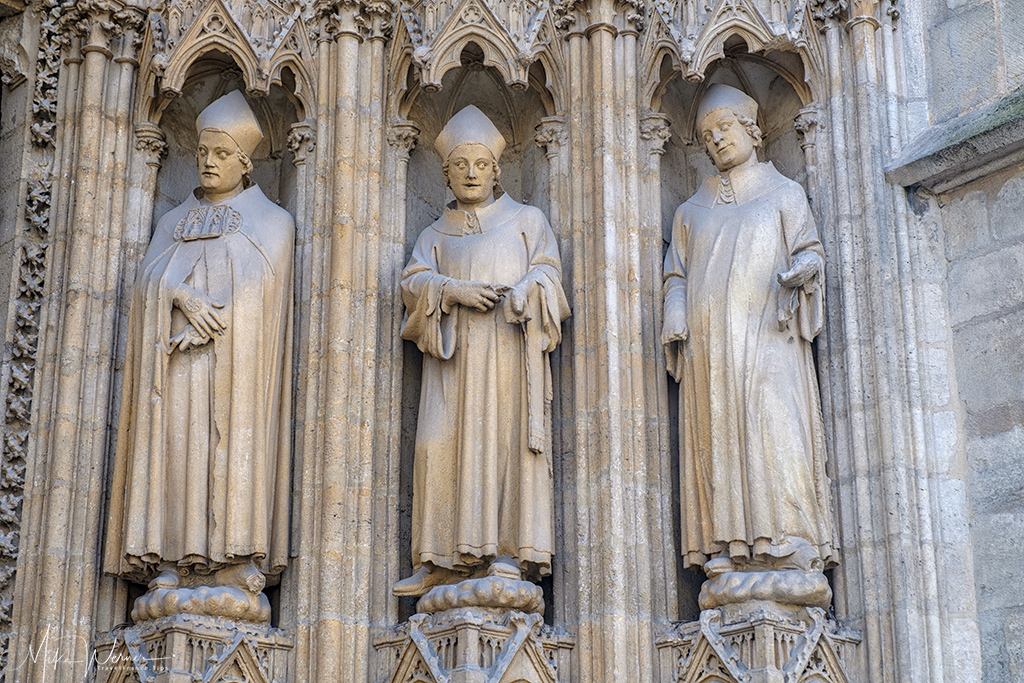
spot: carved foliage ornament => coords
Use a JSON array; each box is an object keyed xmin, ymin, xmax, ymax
[
  {"xmin": 810, "ymin": 0, "xmax": 848, "ymax": 25},
  {"xmin": 0, "ymin": 0, "xmax": 69, "ymax": 672},
  {"xmin": 551, "ymin": 0, "xmax": 645, "ymax": 31}
]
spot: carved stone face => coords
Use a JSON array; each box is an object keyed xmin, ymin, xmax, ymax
[
  {"xmin": 699, "ymin": 110, "xmax": 755, "ymax": 172},
  {"xmin": 197, "ymin": 129, "xmax": 246, "ymax": 196},
  {"xmin": 446, "ymin": 143, "xmax": 496, "ymax": 207}
]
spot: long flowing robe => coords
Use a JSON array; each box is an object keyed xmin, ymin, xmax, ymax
[
  {"xmin": 104, "ymin": 185, "xmax": 294, "ymax": 582},
  {"xmin": 663, "ymin": 162, "xmax": 835, "ymax": 570},
  {"xmin": 401, "ymin": 194, "xmax": 570, "ymax": 577}
]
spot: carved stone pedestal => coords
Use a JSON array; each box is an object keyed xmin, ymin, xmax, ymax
[
  {"xmin": 94, "ymin": 615, "xmax": 292, "ymax": 683},
  {"xmin": 656, "ymin": 604, "xmax": 860, "ymax": 683},
  {"xmin": 375, "ymin": 578, "xmax": 574, "ymax": 683}
]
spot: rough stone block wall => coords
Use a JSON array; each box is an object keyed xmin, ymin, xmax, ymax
[
  {"xmin": 926, "ymin": 0, "xmax": 1024, "ymax": 125},
  {"xmin": 941, "ymin": 163, "xmax": 1024, "ymax": 683}
]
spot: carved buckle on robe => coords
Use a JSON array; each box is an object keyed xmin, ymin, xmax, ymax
[{"xmin": 174, "ymin": 206, "xmax": 243, "ymax": 241}]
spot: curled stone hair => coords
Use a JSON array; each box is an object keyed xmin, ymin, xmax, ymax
[
  {"xmin": 736, "ymin": 114, "xmax": 763, "ymax": 148},
  {"xmin": 701, "ymin": 111, "xmax": 764, "ymax": 164},
  {"xmin": 238, "ymin": 149, "xmax": 254, "ymax": 186}
]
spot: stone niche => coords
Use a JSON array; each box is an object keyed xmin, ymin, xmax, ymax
[
  {"xmin": 653, "ymin": 42, "xmax": 860, "ymax": 683},
  {"xmin": 395, "ymin": 45, "xmax": 557, "ymax": 616},
  {"xmin": 378, "ymin": 43, "xmax": 574, "ymax": 683},
  {"xmin": 95, "ymin": 50, "xmax": 306, "ymax": 683}
]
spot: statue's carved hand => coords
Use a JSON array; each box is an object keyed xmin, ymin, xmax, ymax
[
  {"xmin": 443, "ymin": 279, "xmax": 500, "ymax": 312},
  {"xmin": 173, "ymin": 285, "xmax": 227, "ymax": 338},
  {"xmin": 170, "ymin": 324, "xmax": 211, "ymax": 352},
  {"xmin": 505, "ymin": 284, "xmax": 531, "ymax": 325},
  {"xmin": 662, "ymin": 308, "xmax": 688, "ymax": 345},
  {"xmin": 777, "ymin": 254, "xmax": 819, "ymax": 289}
]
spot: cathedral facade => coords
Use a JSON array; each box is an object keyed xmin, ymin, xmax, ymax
[{"xmin": 0, "ymin": 0, "xmax": 1020, "ymax": 681}]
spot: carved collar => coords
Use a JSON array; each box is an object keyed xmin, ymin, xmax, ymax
[
  {"xmin": 688, "ymin": 161, "xmax": 789, "ymax": 208},
  {"xmin": 433, "ymin": 193, "xmax": 519, "ymax": 236}
]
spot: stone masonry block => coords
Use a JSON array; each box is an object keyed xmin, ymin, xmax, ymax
[
  {"xmin": 932, "ymin": 410, "xmax": 959, "ymax": 475},
  {"xmin": 952, "ymin": 307, "xmax": 1024, "ymax": 413},
  {"xmin": 971, "ymin": 512, "xmax": 1024, "ymax": 613},
  {"xmin": 1001, "ymin": 0, "xmax": 1024, "ymax": 88},
  {"xmin": 928, "ymin": 3, "xmax": 999, "ymax": 124},
  {"xmin": 966, "ymin": 426, "xmax": 1024, "ymax": 515},
  {"xmin": 941, "ymin": 189, "xmax": 991, "ymax": 261},
  {"xmin": 990, "ymin": 173, "xmax": 1024, "ymax": 243},
  {"xmin": 946, "ymin": 242, "xmax": 1024, "ymax": 326},
  {"xmin": 1007, "ymin": 610, "xmax": 1024, "ymax": 681}
]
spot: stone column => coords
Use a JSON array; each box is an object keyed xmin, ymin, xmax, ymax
[
  {"xmin": 291, "ymin": 2, "xmax": 395, "ymax": 680},
  {"xmin": 533, "ymin": 115, "xmax": 575, "ymax": 628},
  {"xmin": 319, "ymin": 1, "xmax": 370, "ymax": 676},
  {"xmin": 554, "ymin": 2, "xmax": 676, "ymax": 681},
  {"xmin": 808, "ymin": 2, "xmax": 983, "ymax": 681},
  {"xmin": 637, "ymin": 109, "xmax": 680, "ymax": 627},
  {"xmin": 285, "ymin": 120, "xmax": 316, "ymax": 618},
  {"xmin": 794, "ymin": 105, "xmax": 822, "ymax": 220},
  {"xmin": 289, "ymin": 6, "xmax": 335, "ymax": 676},
  {"xmin": 7, "ymin": 2, "xmax": 146, "ymax": 681},
  {"xmin": 534, "ymin": 116, "xmax": 568, "ymax": 243},
  {"xmin": 288, "ymin": 121, "xmax": 317, "ymax": 235},
  {"xmin": 386, "ymin": 119, "xmax": 419, "ymax": 240},
  {"xmin": 379, "ymin": 115, "xmax": 418, "ymax": 626}
]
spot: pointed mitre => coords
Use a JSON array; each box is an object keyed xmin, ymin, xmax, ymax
[
  {"xmin": 434, "ymin": 105, "xmax": 507, "ymax": 161},
  {"xmin": 196, "ymin": 90, "xmax": 264, "ymax": 156},
  {"xmin": 696, "ymin": 83, "xmax": 758, "ymax": 129}
]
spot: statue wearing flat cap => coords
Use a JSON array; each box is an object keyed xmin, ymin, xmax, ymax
[
  {"xmin": 395, "ymin": 106, "xmax": 570, "ymax": 597},
  {"xmin": 104, "ymin": 90, "xmax": 294, "ymax": 622},
  {"xmin": 663, "ymin": 84, "xmax": 836, "ymax": 608}
]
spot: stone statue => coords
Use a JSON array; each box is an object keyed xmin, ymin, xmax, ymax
[
  {"xmin": 662, "ymin": 84, "xmax": 835, "ymax": 609},
  {"xmin": 395, "ymin": 106, "xmax": 570, "ymax": 599},
  {"xmin": 104, "ymin": 90, "xmax": 294, "ymax": 623}
]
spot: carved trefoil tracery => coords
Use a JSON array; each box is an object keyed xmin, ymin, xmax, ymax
[
  {"xmin": 642, "ymin": 0, "xmax": 826, "ymax": 83},
  {"xmin": 375, "ymin": 610, "xmax": 575, "ymax": 683},
  {"xmin": 94, "ymin": 615, "xmax": 293, "ymax": 683},
  {"xmin": 397, "ymin": 0, "xmax": 561, "ymax": 91},
  {"xmin": 143, "ymin": 0, "xmax": 316, "ymax": 102}
]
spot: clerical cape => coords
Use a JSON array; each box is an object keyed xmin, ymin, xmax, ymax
[
  {"xmin": 401, "ymin": 194, "xmax": 569, "ymax": 577},
  {"xmin": 104, "ymin": 185, "xmax": 294, "ymax": 581},
  {"xmin": 663, "ymin": 162, "xmax": 835, "ymax": 570}
]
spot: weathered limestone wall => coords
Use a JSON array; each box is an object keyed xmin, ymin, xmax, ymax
[
  {"xmin": 924, "ymin": 0, "xmax": 1024, "ymax": 124},
  {"xmin": 0, "ymin": 44, "xmax": 24, "ymax": 337},
  {"xmin": 940, "ymin": 163, "xmax": 1024, "ymax": 683}
]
